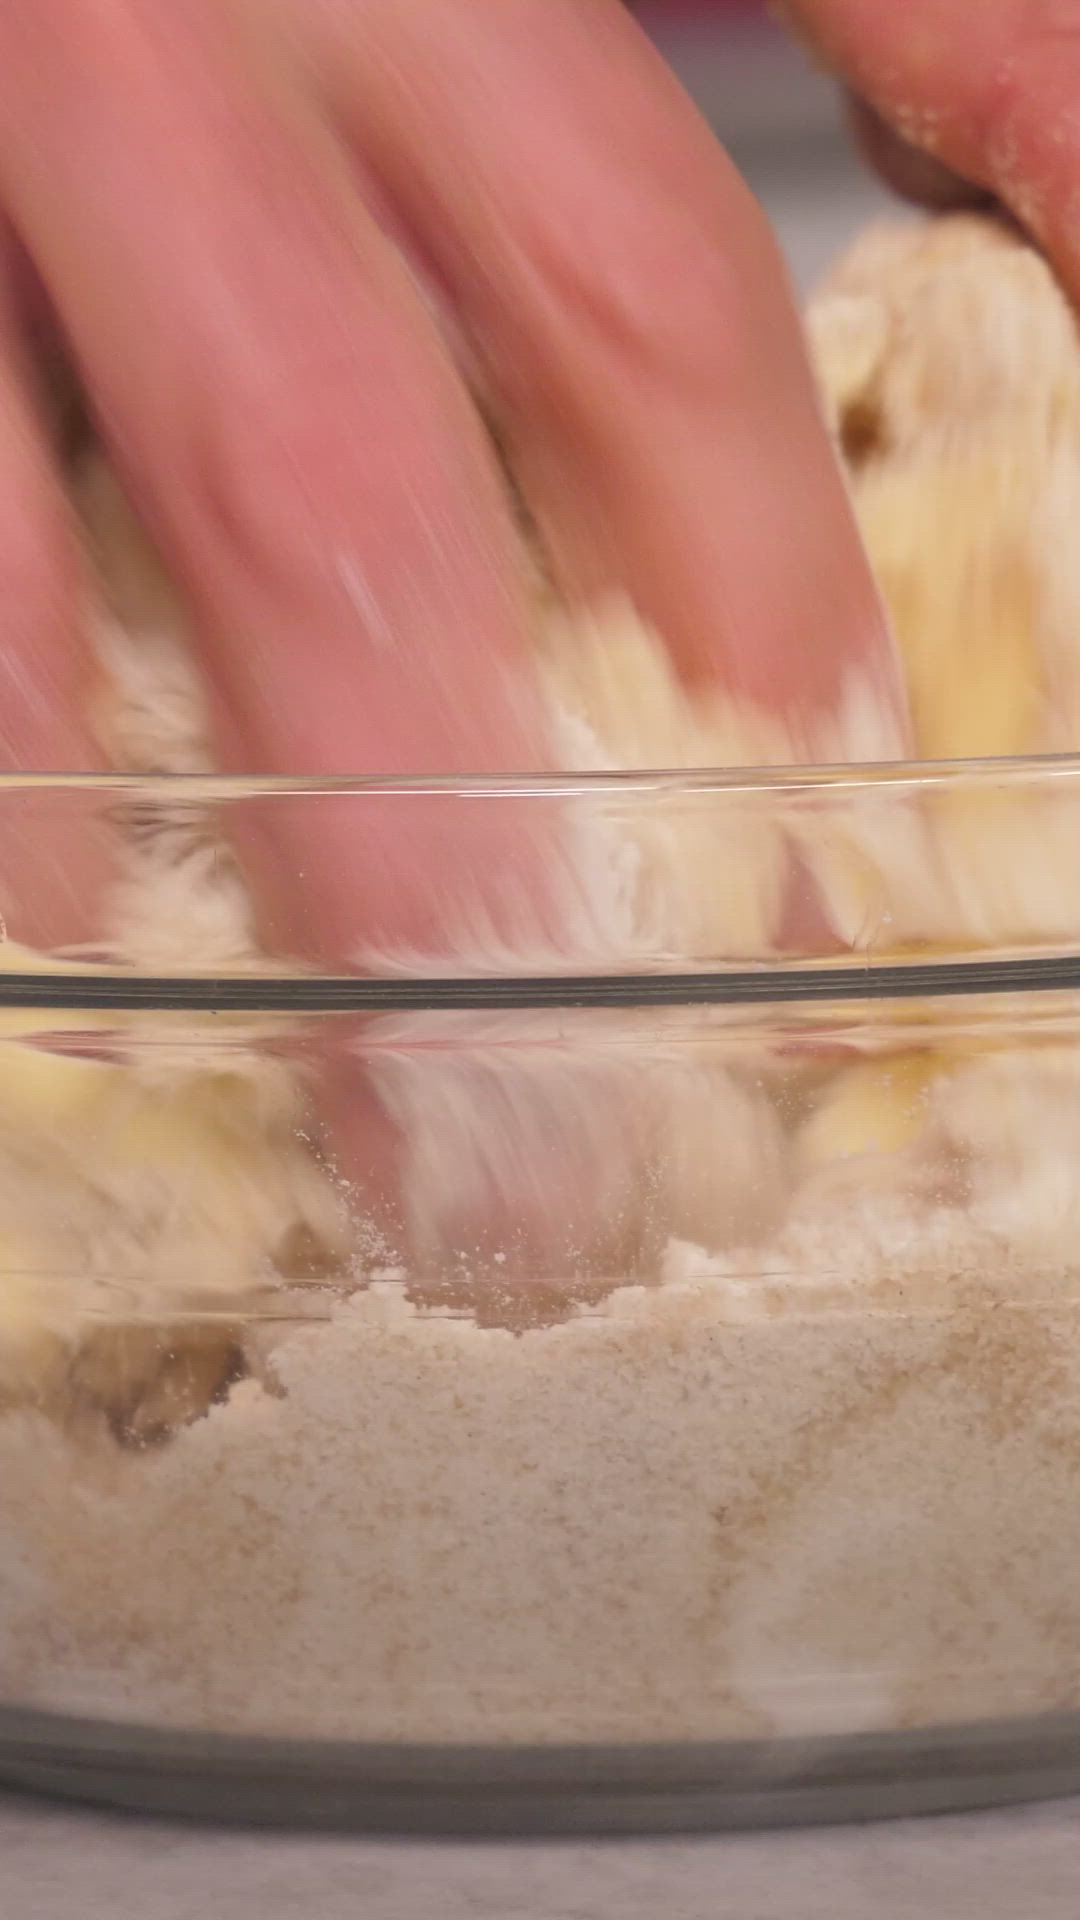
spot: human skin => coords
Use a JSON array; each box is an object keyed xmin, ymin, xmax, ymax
[
  {"xmin": 0, "ymin": 0, "xmax": 894, "ymax": 963},
  {"xmin": 0, "ymin": 0, "xmax": 1073, "ymax": 968},
  {"xmin": 785, "ymin": 0, "xmax": 1080, "ymax": 265}
]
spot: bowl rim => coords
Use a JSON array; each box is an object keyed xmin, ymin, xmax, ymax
[
  {"xmin": 3, "ymin": 954, "xmax": 1080, "ymax": 1011},
  {"xmin": 4, "ymin": 749, "xmax": 1080, "ymax": 798},
  {"xmin": 6, "ymin": 752, "xmax": 1080, "ymax": 1008}
]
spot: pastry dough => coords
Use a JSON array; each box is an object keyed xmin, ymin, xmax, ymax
[{"xmin": 798, "ymin": 215, "xmax": 1080, "ymax": 1192}]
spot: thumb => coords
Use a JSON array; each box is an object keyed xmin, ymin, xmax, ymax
[
  {"xmin": 844, "ymin": 96, "xmax": 996, "ymax": 215},
  {"xmin": 784, "ymin": 2, "xmax": 1080, "ymax": 295}
]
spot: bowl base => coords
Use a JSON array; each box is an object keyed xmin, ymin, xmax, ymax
[{"xmin": 0, "ymin": 1705, "xmax": 1077, "ymax": 1835}]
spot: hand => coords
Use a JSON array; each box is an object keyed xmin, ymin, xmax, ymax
[
  {"xmin": 0, "ymin": 0, "xmax": 898, "ymax": 965},
  {"xmin": 787, "ymin": 2, "xmax": 1080, "ymax": 281}
]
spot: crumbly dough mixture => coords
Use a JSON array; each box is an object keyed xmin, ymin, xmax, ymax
[{"xmin": 0, "ymin": 215, "xmax": 1079, "ymax": 1746}]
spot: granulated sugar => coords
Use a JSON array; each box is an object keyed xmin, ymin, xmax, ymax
[{"xmin": 1, "ymin": 1188, "xmax": 1077, "ymax": 1747}]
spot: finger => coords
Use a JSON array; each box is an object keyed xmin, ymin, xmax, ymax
[
  {"xmin": 0, "ymin": 3, "xmax": 637, "ymax": 1287},
  {"xmin": 313, "ymin": 0, "xmax": 907, "ymax": 755},
  {"xmin": 845, "ymin": 98, "xmax": 995, "ymax": 215},
  {"xmin": 0, "ymin": 1, "xmax": 567, "ymax": 972},
  {"xmin": 786, "ymin": 1, "xmax": 1080, "ymax": 297},
  {"xmin": 0, "ymin": 227, "xmax": 109, "ymax": 950}
]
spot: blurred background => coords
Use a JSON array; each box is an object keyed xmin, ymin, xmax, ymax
[{"xmin": 639, "ymin": 0, "xmax": 902, "ymax": 292}]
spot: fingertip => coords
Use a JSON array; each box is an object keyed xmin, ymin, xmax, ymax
[{"xmin": 845, "ymin": 96, "xmax": 996, "ymax": 215}]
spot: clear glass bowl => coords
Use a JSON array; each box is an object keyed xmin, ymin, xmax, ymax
[{"xmin": 0, "ymin": 762, "xmax": 1078, "ymax": 1833}]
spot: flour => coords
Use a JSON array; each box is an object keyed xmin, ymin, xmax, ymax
[{"xmin": 1, "ymin": 1191, "xmax": 1077, "ymax": 1745}]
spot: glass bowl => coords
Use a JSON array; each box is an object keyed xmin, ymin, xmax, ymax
[{"xmin": 0, "ymin": 761, "xmax": 1078, "ymax": 1833}]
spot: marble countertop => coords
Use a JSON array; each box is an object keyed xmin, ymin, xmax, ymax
[{"xmin": 1, "ymin": 1792, "xmax": 1076, "ymax": 1920}]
